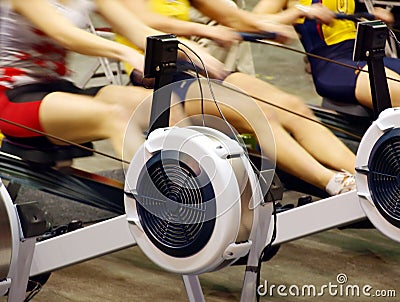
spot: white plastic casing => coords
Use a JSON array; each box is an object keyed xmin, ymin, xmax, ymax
[
  {"xmin": 124, "ymin": 126, "xmax": 263, "ymax": 274},
  {"xmin": 355, "ymin": 108, "xmax": 400, "ymax": 242}
]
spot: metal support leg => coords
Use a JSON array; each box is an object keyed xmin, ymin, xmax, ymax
[
  {"xmin": 240, "ymin": 201, "xmax": 273, "ymax": 302},
  {"xmin": 182, "ymin": 275, "xmax": 205, "ymax": 302},
  {"xmin": 7, "ymin": 238, "xmax": 36, "ymax": 302}
]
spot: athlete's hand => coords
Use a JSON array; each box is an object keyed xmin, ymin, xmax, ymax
[
  {"xmin": 122, "ymin": 46, "xmax": 146, "ymax": 74},
  {"xmin": 308, "ymin": 4, "xmax": 335, "ymax": 24},
  {"xmin": 253, "ymin": 18, "xmax": 297, "ymax": 44},
  {"xmin": 373, "ymin": 7, "xmax": 394, "ymax": 25},
  {"xmin": 179, "ymin": 40, "xmax": 230, "ymax": 80},
  {"xmin": 296, "ymin": 3, "xmax": 335, "ymax": 24},
  {"xmin": 202, "ymin": 25, "xmax": 243, "ymax": 48}
]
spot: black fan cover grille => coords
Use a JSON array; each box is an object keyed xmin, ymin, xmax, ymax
[
  {"xmin": 368, "ymin": 128, "xmax": 400, "ymax": 228},
  {"xmin": 135, "ymin": 151, "xmax": 216, "ymax": 257}
]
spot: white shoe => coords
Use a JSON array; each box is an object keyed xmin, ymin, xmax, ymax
[{"xmin": 325, "ymin": 170, "xmax": 356, "ymax": 196}]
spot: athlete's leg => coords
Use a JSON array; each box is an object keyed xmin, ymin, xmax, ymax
[
  {"xmin": 184, "ymin": 88, "xmax": 336, "ymax": 191},
  {"xmin": 39, "ymin": 91, "xmax": 145, "ymax": 159},
  {"xmin": 94, "ymin": 85, "xmax": 189, "ymax": 128},
  {"xmin": 224, "ymin": 72, "xmax": 356, "ymax": 173},
  {"xmin": 269, "ymin": 118, "xmax": 335, "ymax": 189},
  {"xmin": 355, "ymin": 65, "xmax": 400, "ymax": 108},
  {"xmin": 94, "ymin": 85, "xmax": 152, "ymax": 109}
]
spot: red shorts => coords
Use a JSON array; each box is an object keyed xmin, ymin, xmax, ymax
[{"xmin": 0, "ymin": 80, "xmax": 102, "ymax": 138}]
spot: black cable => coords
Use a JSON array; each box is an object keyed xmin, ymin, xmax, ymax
[
  {"xmin": 256, "ymin": 197, "xmax": 277, "ymax": 302},
  {"xmin": 2, "ymin": 13, "xmax": 398, "ymax": 166},
  {"xmin": 177, "ymin": 41, "xmax": 236, "ymax": 134},
  {"xmin": 178, "ymin": 41, "xmax": 279, "ymax": 184},
  {"xmin": 251, "ymin": 33, "xmax": 400, "ymax": 86},
  {"xmin": 3, "ymin": 14, "xmax": 388, "ymax": 302},
  {"xmin": 178, "ymin": 41, "xmax": 280, "ymax": 302},
  {"xmin": 177, "ymin": 46, "xmax": 206, "ymax": 126},
  {"xmin": 178, "ymin": 25, "xmax": 368, "ymax": 140},
  {"xmin": 219, "ymin": 83, "xmax": 363, "ymax": 140},
  {"xmin": 24, "ymin": 280, "xmax": 42, "ymax": 302},
  {"xmin": 389, "ymin": 28, "xmax": 400, "ymax": 47},
  {"xmin": 0, "ymin": 22, "xmax": 390, "ymax": 164}
]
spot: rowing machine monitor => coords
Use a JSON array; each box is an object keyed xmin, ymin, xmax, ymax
[
  {"xmin": 353, "ymin": 20, "xmax": 387, "ymax": 61},
  {"xmin": 353, "ymin": 20, "xmax": 392, "ymax": 118},
  {"xmin": 144, "ymin": 35, "xmax": 179, "ymax": 135},
  {"xmin": 144, "ymin": 34, "xmax": 178, "ymax": 79}
]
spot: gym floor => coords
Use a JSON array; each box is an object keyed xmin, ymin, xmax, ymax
[{"xmin": 3, "ymin": 3, "xmax": 400, "ymax": 301}]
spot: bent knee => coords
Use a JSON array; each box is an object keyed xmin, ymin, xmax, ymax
[
  {"xmin": 96, "ymin": 85, "xmax": 152, "ymax": 102},
  {"xmin": 283, "ymin": 95, "xmax": 313, "ymax": 115},
  {"xmin": 224, "ymin": 72, "xmax": 243, "ymax": 84},
  {"xmin": 96, "ymin": 85, "xmax": 120, "ymax": 97},
  {"xmin": 276, "ymin": 95, "xmax": 316, "ymax": 123},
  {"xmin": 260, "ymin": 105, "xmax": 277, "ymax": 121}
]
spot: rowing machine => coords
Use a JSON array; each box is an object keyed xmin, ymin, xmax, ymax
[{"xmin": 0, "ymin": 110, "xmax": 396, "ymax": 301}]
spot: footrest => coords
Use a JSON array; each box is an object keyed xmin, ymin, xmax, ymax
[{"xmin": 0, "ymin": 137, "xmax": 94, "ymax": 165}]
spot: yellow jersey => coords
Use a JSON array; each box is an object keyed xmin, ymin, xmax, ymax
[{"xmin": 295, "ymin": 0, "xmax": 357, "ymax": 51}]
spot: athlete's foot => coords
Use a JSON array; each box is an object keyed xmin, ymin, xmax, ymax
[{"xmin": 325, "ymin": 170, "xmax": 356, "ymax": 196}]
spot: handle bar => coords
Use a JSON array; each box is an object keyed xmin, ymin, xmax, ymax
[
  {"xmin": 238, "ymin": 32, "xmax": 277, "ymax": 42},
  {"xmin": 335, "ymin": 12, "xmax": 375, "ymax": 22}
]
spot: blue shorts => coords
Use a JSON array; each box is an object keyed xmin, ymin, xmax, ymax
[
  {"xmin": 309, "ymin": 40, "xmax": 400, "ymax": 103},
  {"xmin": 130, "ymin": 61, "xmax": 229, "ymax": 103}
]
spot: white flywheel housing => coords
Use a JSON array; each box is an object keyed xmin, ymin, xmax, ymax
[
  {"xmin": 124, "ymin": 126, "xmax": 267, "ymax": 274},
  {"xmin": 356, "ymin": 108, "xmax": 400, "ymax": 242}
]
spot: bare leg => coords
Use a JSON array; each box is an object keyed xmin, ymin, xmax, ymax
[
  {"xmin": 355, "ymin": 65, "xmax": 400, "ymax": 108},
  {"xmin": 39, "ymin": 91, "xmax": 144, "ymax": 159},
  {"xmin": 269, "ymin": 118, "xmax": 334, "ymax": 189},
  {"xmin": 95, "ymin": 85, "xmax": 189, "ymax": 128},
  {"xmin": 184, "ymin": 80, "xmax": 276, "ymax": 157},
  {"xmin": 93, "ymin": 85, "xmax": 152, "ymax": 131},
  {"xmin": 184, "ymin": 92, "xmax": 335, "ymax": 190},
  {"xmin": 224, "ymin": 72, "xmax": 356, "ymax": 173},
  {"xmin": 94, "ymin": 85, "xmax": 152, "ymax": 108}
]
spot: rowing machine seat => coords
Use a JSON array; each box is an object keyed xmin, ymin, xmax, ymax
[
  {"xmin": 0, "ymin": 136, "xmax": 124, "ymax": 213},
  {"xmin": 0, "ymin": 137, "xmax": 93, "ymax": 166},
  {"xmin": 310, "ymin": 98, "xmax": 373, "ymax": 144},
  {"xmin": 322, "ymin": 98, "xmax": 373, "ymax": 118}
]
